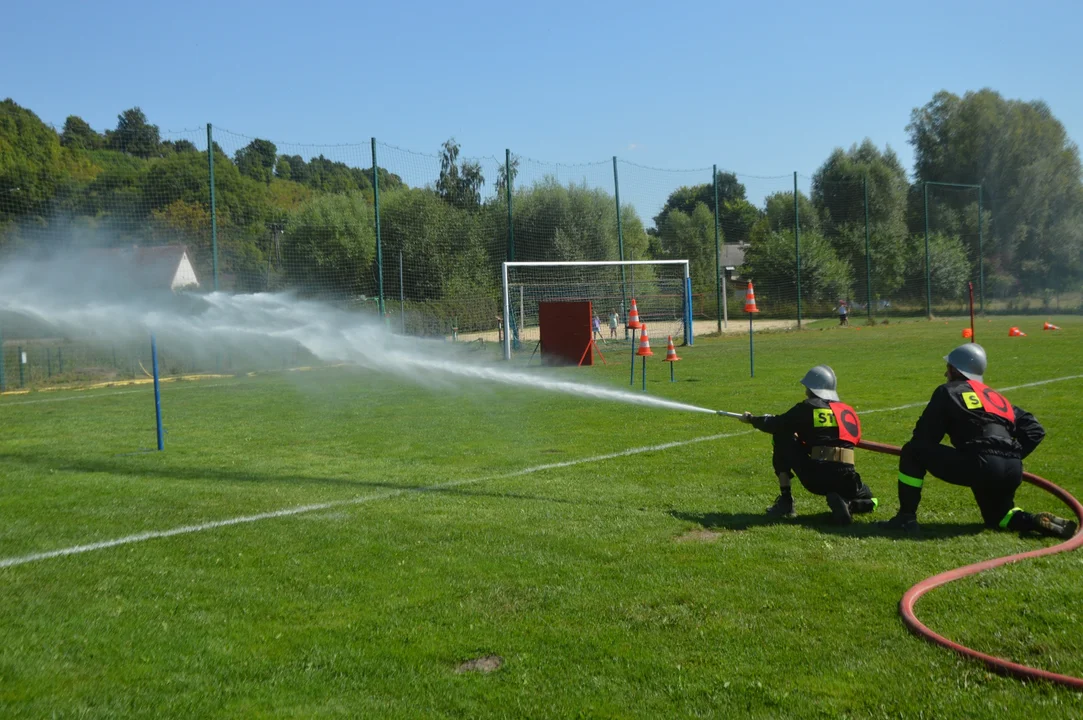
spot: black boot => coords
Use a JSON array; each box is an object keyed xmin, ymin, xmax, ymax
[
  {"xmin": 1034, "ymin": 512, "xmax": 1078, "ymax": 540},
  {"xmin": 765, "ymin": 494, "xmax": 796, "ymax": 519},
  {"xmin": 826, "ymin": 493, "xmax": 852, "ymax": 525},
  {"xmin": 849, "ymin": 498, "xmax": 878, "ymax": 515},
  {"xmin": 879, "ymin": 511, "xmax": 919, "ymax": 532}
]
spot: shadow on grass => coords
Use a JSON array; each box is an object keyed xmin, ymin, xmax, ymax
[{"xmin": 667, "ymin": 509, "xmax": 988, "ymax": 541}]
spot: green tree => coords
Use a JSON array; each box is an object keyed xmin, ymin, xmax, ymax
[
  {"xmin": 757, "ymin": 191, "xmax": 818, "ymax": 235},
  {"xmin": 653, "ymin": 171, "xmax": 745, "ymax": 219},
  {"xmin": 282, "ymin": 192, "xmax": 376, "ymax": 298},
  {"xmin": 275, "ymin": 157, "xmax": 293, "ymax": 181},
  {"xmin": 277, "ymin": 154, "xmax": 307, "ymax": 183},
  {"xmin": 495, "ymin": 153, "xmax": 519, "ymax": 197},
  {"xmin": 907, "ymin": 89, "xmax": 1083, "ymax": 292},
  {"xmin": 380, "ymin": 188, "xmax": 496, "ymax": 303},
  {"xmin": 235, "ymin": 139, "xmax": 278, "ymax": 184},
  {"xmin": 0, "ymin": 99, "xmax": 69, "ymax": 221},
  {"xmin": 511, "ymin": 177, "xmax": 648, "ymax": 263},
  {"xmin": 60, "ymin": 116, "xmax": 103, "ymax": 151},
  {"xmin": 656, "ymin": 202, "xmax": 715, "ymax": 290},
  {"xmin": 160, "ymin": 139, "xmax": 198, "ymax": 155},
  {"xmin": 902, "ymin": 232, "xmax": 971, "ymax": 304},
  {"xmin": 436, "ymin": 138, "xmax": 485, "ymax": 210},
  {"xmin": 812, "ymin": 140, "xmax": 910, "ymax": 298},
  {"xmin": 110, "ymin": 107, "xmax": 160, "ymax": 158},
  {"xmin": 742, "ymin": 230, "xmax": 853, "ymax": 311}
]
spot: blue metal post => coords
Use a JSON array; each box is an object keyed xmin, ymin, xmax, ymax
[
  {"xmin": 684, "ymin": 276, "xmax": 694, "ymax": 346},
  {"xmin": 629, "ymin": 327, "xmax": 637, "ymax": 386},
  {"xmin": 152, "ymin": 335, "xmax": 164, "ymax": 451},
  {"xmin": 641, "ymin": 355, "xmax": 647, "ymax": 392},
  {"xmin": 749, "ymin": 313, "xmax": 755, "ymax": 378}
]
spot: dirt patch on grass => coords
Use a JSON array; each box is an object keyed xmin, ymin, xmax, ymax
[
  {"xmin": 675, "ymin": 529, "xmax": 723, "ymax": 543},
  {"xmin": 455, "ymin": 655, "xmax": 504, "ymax": 674}
]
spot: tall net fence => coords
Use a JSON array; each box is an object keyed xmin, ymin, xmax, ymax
[
  {"xmin": 2, "ymin": 104, "xmax": 1081, "ymax": 388},
  {"xmin": 813, "ymin": 177, "xmax": 875, "ymax": 320},
  {"xmin": 902, "ymin": 183, "xmax": 983, "ymax": 318},
  {"xmin": 617, "ymin": 162, "xmax": 708, "ymax": 325}
]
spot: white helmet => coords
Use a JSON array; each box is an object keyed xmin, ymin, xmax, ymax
[
  {"xmin": 800, "ymin": 365, "xmax": 839, "ymax": 402},
  {"xmin": 944, "ymin": 343, "xmax": 987, "ymax": 382}
]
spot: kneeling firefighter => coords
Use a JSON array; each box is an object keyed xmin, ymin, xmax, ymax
[
  {"xmin": 740, "ymin": 365, "xmax": 876, "ymax": 524},
  {"xmin": 880, "ymin": 343, "xmax": 1077, "ymax": 538}
]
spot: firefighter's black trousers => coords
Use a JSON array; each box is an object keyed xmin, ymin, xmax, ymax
[
  {"xmin": 899, "ymin": 442, "xmax": 1024, "ymax": 527},
  {"xmin": 773, "ymin": 434, "xmax": 873, "ymax": 500}
]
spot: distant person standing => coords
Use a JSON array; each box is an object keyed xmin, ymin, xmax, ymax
[
  {"xmin": 608, "ymin": 310, "xmax": 619, "ymax": 339},
  {"xmin": 836, "ymin": 300, "xmax": 849, "ymax": 326},
  {"xmin": 592, "ymin": 313, "xmax": 604, "ymax": 343}
]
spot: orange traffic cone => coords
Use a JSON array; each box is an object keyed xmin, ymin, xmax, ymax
[
  {"xmin": 1008, "ymin": 326, "xmax": 1026, "ymax": 337},
  {"xmin": 627, "ymin": 299, "xmax": 641, "ymax": 329},
  {"xmin": 744, "ymin": 281, "xmax": 759, "ymax": 313},
  {"xmin": 962, "ymin": 328, "xmax": 973, "ymax": 339},
  {"xmin": 1043, "ymin": 321, "xmax": 1061, "ymax": 331},
  {"xmin": 637, "ymin": 324, "xmax": 654, "ymax": 356},
  {"xmin": 663, "ymin": 336, "xmax": 680, "ymax": 362}
]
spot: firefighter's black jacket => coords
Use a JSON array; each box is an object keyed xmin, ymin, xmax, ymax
[
  {"xmin": 908, "ymin": 379, "xmax": 1044, "ymax": 459},
  {"xmin": 750, "ymin": 397, "xmax": 856, "ymax": 448}
]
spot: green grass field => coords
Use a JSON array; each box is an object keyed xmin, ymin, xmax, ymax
[{"xmin": 1, "ymin": 316, "xmax": 1081, "ymax": 718}]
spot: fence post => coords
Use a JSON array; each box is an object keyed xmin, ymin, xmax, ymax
[
  {"xmin": 794, "ymin": 171, "xmax": 802, "ymax": 328},
  {"xmin": 399, "ymin": 251, "xmax": 405, "ymax": 334},
  {"xmin": 372, "ymin": 138, "xmax": 385, "ymax": 318},
  {"xmin": 978, "ymin": 185, "xmax": 984, "ymax": 314},
  {"xmin": 207, "ymin": 123, "xmax": 219, "ymax": 292},
  {"xmin": 864, "ymin": 174, "xmax": 872, "ymax": 321},
  {"xmin": 613, "ymin": 157, "xmax": 628, "ymax": 338},
  {"xmin": 18, "ymin": 345, "xmax": 24, "ymax": 388},
  {"xmin": 0, "ymin": 327, "xmax": 5, "ymax": 392},
  {"xmin": 506, "ymin": 149, "xmax": 515, "ymax": 262},
  {"xmin": 923, "ymin": 182, "xmax": 932, "ymax": 319},
  {"xmin": 713, "ymin": 165, "xmax": 722, "ymax": 333}
]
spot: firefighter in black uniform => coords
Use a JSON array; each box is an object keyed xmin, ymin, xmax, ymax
[
  {"xmin": 881, "ymin": 343, "xmax": 1077, "ymax": 538},
  {"xmin": 740, "ymin": 365, "xmax": 877, "ymax": 525}
]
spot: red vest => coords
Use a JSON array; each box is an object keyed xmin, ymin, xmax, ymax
[
  {"xmin": 964, "ymin": 379, "xmax": 1015, "ymax": 423},
  {"xmin": 827, "ymin": 401, "xmax": 861, "ymax": 444}
]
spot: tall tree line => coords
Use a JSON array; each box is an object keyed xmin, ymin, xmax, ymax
[{"xmin": 2, "ymin": 87, "xmax": 1081, "ymax": 321}]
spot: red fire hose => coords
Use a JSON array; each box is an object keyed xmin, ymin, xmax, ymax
[{"xmin": 858, "ymin": 439, "xmax": 1083, "ymax": 689}]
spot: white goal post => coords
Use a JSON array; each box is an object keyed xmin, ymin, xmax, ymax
[{"xmin": 501, "ymin": 260, "xmax": 693, "ymax": 360}]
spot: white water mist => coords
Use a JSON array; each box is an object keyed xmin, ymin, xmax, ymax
[{"xmin": 0, "ymin": 256, "xmax": 716, "ymax": 415}]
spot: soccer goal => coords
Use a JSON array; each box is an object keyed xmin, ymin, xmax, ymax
[{"xmin": 501, "ymin": 260, "xmax": 692, "ymax": 360}]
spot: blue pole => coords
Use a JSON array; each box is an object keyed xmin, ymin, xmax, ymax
[
  {"xmin": 629, "ymin": 327, "xmax": 637, "ymax": 386},
  {"xmin": 641, "ymin": 355, "xmax": 646, "ymax": 392},
  {"xmin": 749, "ymin": 313, "xmax": 754, "ymax": 378},
  {"xmin": 152, "ymin": 335, "xmax": 164, "ymax": 451},
  {"xmin": 684, "ymin": 276, "xmax": 694, "ymax": 346},
  {"xmin": 670, "ymin": 360, "xmax": 675, "ymax": 383}
]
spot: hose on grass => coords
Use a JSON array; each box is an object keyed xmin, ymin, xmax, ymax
[{"xmin": 858, "ymin": 439, "xmax": 1083, "ymax": 689}]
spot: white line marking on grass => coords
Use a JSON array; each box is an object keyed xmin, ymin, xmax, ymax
[
  {"xmin": 860, "ymin": 374, "xmax": 1083, "ymax": 416},
  {"xmin": 0, "ymin": 431, "xmax": 753, "ymax": 569},
  {"xmin": 5, "ymin": 372, "xmax": 1083, "ymax": 570},
  {"xmin": 0, "ymin": 382, "xmax": 243, "ymax": 406}
]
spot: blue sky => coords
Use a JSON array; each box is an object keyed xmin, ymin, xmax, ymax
[{"xmin": 2, "ymin": 0, "xmax": 1080, "ymax": 214}]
